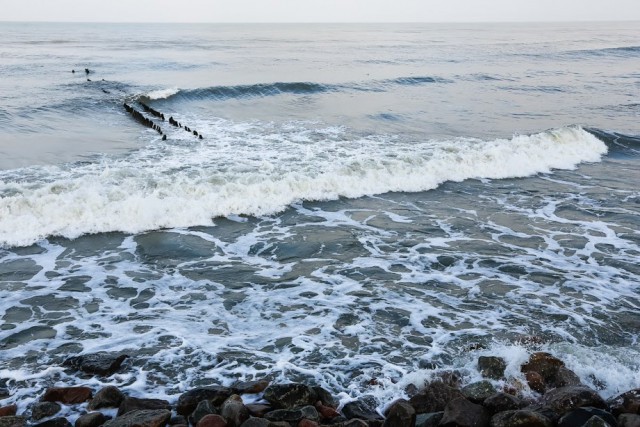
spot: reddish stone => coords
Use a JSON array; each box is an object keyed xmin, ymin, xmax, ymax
[
  {"xmin": 525, "ymin": 371, "xmax": 546, "ymax": 393},
  {"xmin": 521, "ymin": 353, "xmax": 564, "ymax": 383},
  {"xmin": 42, "ymin": 387, "xmax": 93, "ymax": 404},
  {"xmin": 196, "ymin": 415, "xmax": 227, "ymax": 427},
  {"xmin": 314, "ymin": 402, "xmax": 340, "ymax": 420},
  {"xmin": 0, "ymin": 404, "xmax": 17, "ymax": 417},
  {"xmin": 298, "ymin": 420, "xmax": 319, "ymax": 427}
]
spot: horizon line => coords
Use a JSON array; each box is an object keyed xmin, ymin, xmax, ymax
[{"xmin": 2, "ymin": 19, "xmax": 639, "ymax": 25}]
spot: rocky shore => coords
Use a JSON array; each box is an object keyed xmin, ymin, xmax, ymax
[{"xmin": 0, "ymin": 351, "xmax": 638, "ymax": 427}]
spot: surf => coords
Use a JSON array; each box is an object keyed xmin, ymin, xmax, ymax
[{"xmin": 0, "ymin": 125, "xmax": 607, "ymax": 248}]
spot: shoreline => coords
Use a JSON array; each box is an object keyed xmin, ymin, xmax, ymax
[{"xmin": 1, "ymin": 351, "xmax": 638, "ymax": 427}]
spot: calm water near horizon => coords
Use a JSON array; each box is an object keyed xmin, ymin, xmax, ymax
[{"xmin": 0, "ymin": 22, "xmax": 639, "ymax": 415}]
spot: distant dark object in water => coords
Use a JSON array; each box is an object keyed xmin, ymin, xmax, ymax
[
  {"xmin": 72, "ymin": 69, "xmax": 75, "ymax": 73},
  {"xmin": 102, "ymin": 89, "xmax": 110, "ymax": 94},
  {"xmin": 85, "ymin": 68, "xmax": 90, "ymax": 74},
  {"xmin": 199, "ymin": 135, "xmax": 203, "ymax": 139},
  {"xmin": 162, "ymin": 135, "xmax": 167, "ymax": 141},
  {"xmin": 160, "ymin": 114, "xmax": 165, "ymax": 120},
  {"xmin": 87, "ymin": 78, "xmax": 92, "ymax": 82},
  {"xmin": 193, "ymin": 130, "xmax": 198, "ymax": 136}
]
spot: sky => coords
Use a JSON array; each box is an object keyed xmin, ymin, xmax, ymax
[{"xmin": 1, "ymin": 0, "xmax": 639, "ymax": 23}]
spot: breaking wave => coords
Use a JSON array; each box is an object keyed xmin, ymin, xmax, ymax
[{"xmin": 0, "ymin": 125, "xmax": 607, "ymax": 248}]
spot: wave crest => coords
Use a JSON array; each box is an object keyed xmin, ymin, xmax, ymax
[
  {"xmin": 0, "ymin": 126, "xmax": 607, "ymax": 248},
  {"xmin": 144, "ymin": 76, "xmax": 444, "ymax": 103}
]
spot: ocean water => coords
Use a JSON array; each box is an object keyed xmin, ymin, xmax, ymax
[{"xmin": 0, "ymin": 22, "xmax": 639, "ymax": 414}]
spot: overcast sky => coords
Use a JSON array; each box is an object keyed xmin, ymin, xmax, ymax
[{"xmin": 1, "ymin": 0, "xmax": 639, "ymax": 23}]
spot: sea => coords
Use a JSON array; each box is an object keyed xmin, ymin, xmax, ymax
[{"xmin": 0, "ymin": 22, "xmax": 639, "ymax": 415}]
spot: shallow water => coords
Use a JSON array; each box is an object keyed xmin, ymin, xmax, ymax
[{"xmin": 0, "ymin": 22, "xmax": 639, "ymax": 413}]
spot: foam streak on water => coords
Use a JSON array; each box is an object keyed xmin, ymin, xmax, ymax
[
  {"xmin": 0, "ymin": 168, "xmax": 639, "ymax": 411},
  {"xmin": 1, "ymin": 22, "xmax": 639, "ymax": 416},
  {"xmin": 0, "ymin": 125, "xmax": 606, "ymax": 248}
]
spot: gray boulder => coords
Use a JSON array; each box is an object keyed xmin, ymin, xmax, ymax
[
  {"xmin": 117, "ymin": 397, "xmax": 170, "ymax": 417},
  {"xmin": 219, "ymin": 395, "xmax": 249, "ymax": 427},
  {"xmin": 618, "ymin": 414, "xmax": 640, "ymax": 427},
  {"xmin": 383, "ymin": 400, "xmax": 415, "ymax": 427},
  {"xmin": 490, "ymin": 410, "xmax": 552, "ymax": 427},
  {"xmin": 342, "ymin": 396, "xmax": 382, "ymax": 422},
  {"xmin": 415, "ymin": 412, "xmax": 443, "ymax": 427},
  {"xmin": 238, "ymin": 418, "xmax": 270, "ymax": 427},
  {"xmin": 31, "ymin": 402, "xmax": 61, "ymax": 421},
  {"xmin": 0, "ymin": 416, "xmax": 26, "ymax": 427},
  {"xmin": 263, "ymin": 405, "xmax": 319, "ymax": 424},
  {"xmin": 557, "ymin": 407, "xmax": 617, "ymax": 427},
  {"xmin": 540, "ymin": 385, "xmax": 607, "ymax": 416},
  {"xmin": 88, "ymin": 386, "xmax": 125, "ymax": 410},
  {"xmin": 176, "ymin": 387, "xmax": 232, "ymax": 416},
  {"xmin": 190, "ymin": 400, "xmax": 218, "ymax": 426},
  {"xmin": 440, "ymin": 397, "xmax": 489, "ymax": 427},
  {"xmin": 478, "ymin": 357, "xmax": 507, "ymax": 380},
  {"xmin": 462, "ymin": 381, "xmax": 496, "ymax": 404},
  {"xmin": 408, "ymin": 382, "xmax": 464, "ymax": 414},
  {"xmin": 482, "ymin": 393, "xmax": 524, "ymax": 414},
  {"xmin": 262, "ymin": 384, "xmax": 318, "ymax": 409},
  {"xmin": 608, "ymin": 389, "xmax": 640, "ymax": 416},
  {"xmin": 74, "ymin": 413, "xmax": 109, "ymax": 427},
  {"xmin": 63, "ymin": 353, "xmax": 128, "ymax": 376},
  {"xmin": 33, "ymin": 418, "xmax": 72, "ymax": 427},
  {"xmin": 103, "ymin": 409, "xmax": 171, "ymax": 427}
]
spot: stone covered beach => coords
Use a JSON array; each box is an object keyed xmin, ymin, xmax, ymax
[{"xmin": 1, "ymin": 351, "xmax": 639, "ymax": 427}]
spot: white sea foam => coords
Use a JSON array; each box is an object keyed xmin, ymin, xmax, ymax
[
  {"xmin": 145, "ymin": 88, "xmax": 180, "ymax": 100},
  {"xmin": 0, "ymin": 124, "xmax": 607, "ymax": 248},
  {"xmin": 1, "ymin": 174, "xmax": 638, "ymax": 412}
]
